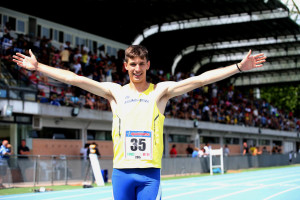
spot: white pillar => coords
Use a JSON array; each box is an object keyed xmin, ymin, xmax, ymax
[{"xmin": 10, "ymin": 124, "xmax": 17, "ymax": 154}]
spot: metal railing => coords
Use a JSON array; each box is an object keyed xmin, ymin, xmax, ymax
[
  {"xmin": 1, "ymin": 155, "xmax": 111, "ymax": 188},
  {"xmin": 1, "ymin": 153, "xmax": 299, "ymax": 188}
]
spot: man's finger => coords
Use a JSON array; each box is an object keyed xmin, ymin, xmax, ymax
[
  {"xmin": 256, "ymin": 56, "xmax": 267, "ymax": 61},
  {"xmin": 12, "ymin": 56, "xmax": 23, "ymax": 62},
  {"xmin": 12, "ymin": 59, "xmax": 23, "ymax": 66},
  {"xmin": 256, "ymin": 60, "xmax": 266, "ymax": 64},
  {"xmin": 247, "ymin": 49, "xmax": 252, "ymax": 58},
  {"xmin": 29, "ymin": 49, "xmax": 35, "ymax": 58},
  {"xmin": 253, "ymin": 53, "xmax": 265, "ymax": 58},
  {"xmin": 16, "ymin": 53, "xmax": 26, "ymax": 58}
]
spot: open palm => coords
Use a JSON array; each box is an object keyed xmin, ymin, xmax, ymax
[
  {"xmin": 240, "ymin": 50, "xmax": 266, "ymax": 72},
  {"xmin": 12, "ymin": 49, "xmax": 38, "ymax": 71}
]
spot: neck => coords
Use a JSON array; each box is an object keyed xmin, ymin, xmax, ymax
[{"xmin": 129, "ymin": 81, "xmax": 150, "ymax": 93}]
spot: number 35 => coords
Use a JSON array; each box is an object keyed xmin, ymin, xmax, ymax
[{"xmin": 130, "ymin": 138, "xmax": 146, "ymax": 151}]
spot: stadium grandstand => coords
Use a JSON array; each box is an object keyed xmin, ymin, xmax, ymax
[{"xmin": 0, "ymin": 0, "xmax": 300, "ymax": 189}]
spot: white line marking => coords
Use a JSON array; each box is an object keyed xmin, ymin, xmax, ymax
[
  {"xmin": 162, "ymin": 168, "xmax": 300, "ymax": 187},
  {"xmin": 163, "ymin": 170, "xmax": 300, "ymax": 199},
  {"xmin": 263, "ymin": 185, "xmax": 300, "ymax": 200},
  {"xmin": 208, "ymin": 178, "xmax": 300, "ymax": 200},
  {"xmin": 163, "ymin": 186, "xmax": 226, "ymax": 199}
]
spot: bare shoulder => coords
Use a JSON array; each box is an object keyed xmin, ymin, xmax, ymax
[
  {"xmin": 101, "ymin": 81, "xmax": 123, "ymax": 90},
  {"xmin": 153, "ymin": 81, "xmax": 176, "ymax": 100},
  {"xmin": 105, "ymin": 82, "xmax": 123, "ymax": 97},
  {"xmin": 154, "ymin": 81, "xmax": 176, "ymax": 90}
]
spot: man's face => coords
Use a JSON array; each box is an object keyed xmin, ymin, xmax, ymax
[
  {"xmin": 21, "ymin": 140, "xmax": 26, "ymax": 147},
  {"xmin": 124, "ymin": 57, "xmax": 150, "ymax": 83},
  {"xmin": 2, "ymin": 140, "xmax": 8, "ymax": 147}
]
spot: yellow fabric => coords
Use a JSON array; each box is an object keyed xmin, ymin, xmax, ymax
[
  {"xmin": 112, "ymin": 84, "xmax": 165, "ymax": 168},
  {"xmin": 82, "ymin": 54, "xmax": 88, "ymax": 64}
]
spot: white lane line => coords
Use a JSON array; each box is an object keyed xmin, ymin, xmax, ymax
[
  {"xmin": 162, "ymin": 168, "xmax": 300, "ymax": 187},
  {"xmin": 163, "ymin": 177, "xmax": 300, "ymax": 200},
  {"xmin": 163, "ymin": 186, "xmax": 227, "ymax": 199},
  {"xmin": 263, "ymin": 186, "xmax": 300, "ymax": 200},
  {"xmin": 163, "ymin": 171, "xmax": 300, "ymax": 199},
  {"xmin": 162, "ymin": 168, "xmax": 300, "ymax": 189},
  {"xmin": 163, "ymin": 172, "xmax": 300, "ymax": 192},
  {"xmin": 208, "ymin": 178, "xmax": 300, "ymax": 200}
]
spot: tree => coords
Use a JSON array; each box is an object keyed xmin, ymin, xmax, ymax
[{"xmin": 260, "ymin": 85, "xmax": 300, "ymax": 117}]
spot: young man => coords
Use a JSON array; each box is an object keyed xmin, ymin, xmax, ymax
[{"xmin": 13, "ymin": 45, "xmax": 266, "ymax": 199}]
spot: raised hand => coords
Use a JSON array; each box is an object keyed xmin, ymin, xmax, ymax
[
  {"xmin": 239, "ymin": 50, "xmax": 266, "ymax": 72},
  {"xmin": 12, "ymin": 49, "xmax": 38, "ymax": 71}
]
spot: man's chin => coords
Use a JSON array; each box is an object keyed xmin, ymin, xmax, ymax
[
  {"xmin": 132, "ymin": 78, "xmax": 143, "ymax": 83},
  {"xmin": 131, "ymin": 76, "xmax": 144, "ymax": 83}
]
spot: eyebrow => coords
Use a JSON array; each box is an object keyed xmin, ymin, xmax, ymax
[{"xmin": 129, "ymin": 61, "xmax": 145, "ymax": 65}]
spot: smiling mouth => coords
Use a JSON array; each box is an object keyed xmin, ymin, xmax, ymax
[{"xmin": 133, "ymin": 73, "xmax": 142, "ymax": 77}]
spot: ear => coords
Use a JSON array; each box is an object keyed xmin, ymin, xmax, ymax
[
  {"xmin": 146, "ymin": 60, "xmax": 150, "ymax": 70},
  {"xmin": 124, "ymin": 62, "xmax": 129, "ymax": 71}
]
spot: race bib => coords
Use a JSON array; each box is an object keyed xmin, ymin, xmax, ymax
[{"xmin": 124, "ymin": 130, "xmax": 153, "ymax": 160}]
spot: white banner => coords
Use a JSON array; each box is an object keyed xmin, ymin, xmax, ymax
[{"xmin": 89, "ymin": 154, "xmax": 105, "ymax": 186}]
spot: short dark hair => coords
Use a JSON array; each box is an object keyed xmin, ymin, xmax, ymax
[{"xmin": 125, "ymin": 45, "xmax": 149, "ymax": 63}]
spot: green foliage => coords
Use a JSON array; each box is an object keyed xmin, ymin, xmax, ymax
[{"xmin": 260, "ymin": 85, "xmax": 300, "ymax": 115}]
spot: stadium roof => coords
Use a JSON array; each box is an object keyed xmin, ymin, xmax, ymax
[{"xmin": 2, "ymin": 0, "xmax": 300, "ymax": 86}]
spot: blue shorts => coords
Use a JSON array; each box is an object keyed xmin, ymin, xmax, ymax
[{"xmin": 112, "ymin": 168, "xmax": 161, "ymax": 200}]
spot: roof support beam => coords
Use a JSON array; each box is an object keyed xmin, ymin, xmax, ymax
[
  {"xmin": 171, "ymin": 34, "xmax": 300, "ymax": 75},
  {"xmin": 132, "ymin": 8, "xmax": 289, "ymax": 45},
  {"xmin": 233, "ymin": 70, "xmax": 300, "ymax": 86}
]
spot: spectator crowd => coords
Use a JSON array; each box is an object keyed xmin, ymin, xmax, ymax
[{"xmin": 1, "ymin": 23, "xmax": 299, "ymax": 133}]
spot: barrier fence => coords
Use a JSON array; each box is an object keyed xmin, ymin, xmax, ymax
[{"xmin": 1, "ymin": 153, "xmax": 300, "ymax": 188}]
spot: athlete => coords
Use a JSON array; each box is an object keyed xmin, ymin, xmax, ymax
[{"xmin": 13, "ymin": 45, "xmax": 266, "ymax": 199}]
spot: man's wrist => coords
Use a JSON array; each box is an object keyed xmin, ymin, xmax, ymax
[
  {"xmin": 36, "ymin": 62, "xmax": 40, "ymax": 71},
  {"xmin": 236, "ymin": 63, "xmax": 242, "ymax": 73}
]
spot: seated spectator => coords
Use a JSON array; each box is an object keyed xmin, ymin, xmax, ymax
[
  {"xmin": 72, "ymin": 59, "xmax": 82, "ymax": 74},
  {"xmin": 59, "ymin": 47, "xmax": 70, "ymax": 69},
  {"xmin": 84, "ymin": 93, "xmax": 95, "ymax": 109},
  {"xmin": 29, "ymin": 71, "xmax": 39, "ymax": 84},
  {"xmin": 38, "ymin": 71, "xmax": 49, "ymax": 85},
  {"xmin": 50, "ymin": 94, "xmax": 61, "ymax": 106},
  {"xmin": 70, "ymin": 95, "xmax": 80, "ymax": 107},
  {"xmin": 50, "ymin": 86, "xmax": 58, "ymax": 97}
]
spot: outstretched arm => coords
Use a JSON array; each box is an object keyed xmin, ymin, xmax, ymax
[
  {"xmin": 162, "ymin": 50, "xmax": 266, "ymax": 99},
  {"xmin": 12, "ymin": 50, "xmax": 121, "ymax": 100}
]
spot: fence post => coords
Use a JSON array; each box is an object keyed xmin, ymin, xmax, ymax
[
  {"xmin": 64, "ymin": 157, "xmax": 68, "ymax": 185},
  {"xmin": 51, "ymin": 155, "xmax": 54, "ymax": 186},
  {"xmin": 33, "ymin": 155, "xmax": 39, "ymax": 187}
]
